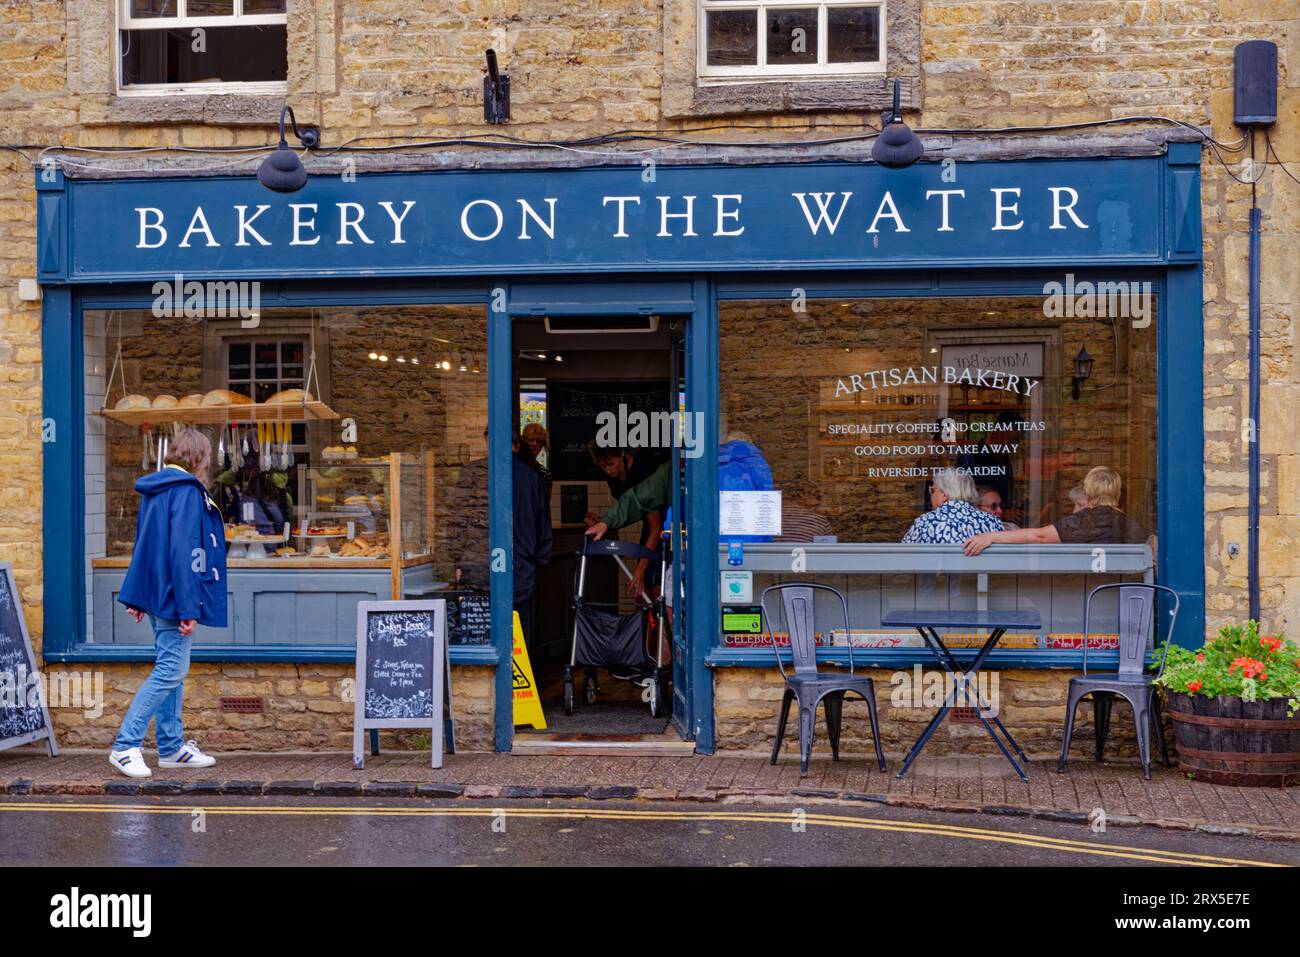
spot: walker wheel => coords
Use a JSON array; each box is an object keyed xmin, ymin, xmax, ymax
[
  {"xmin": 563, "ymin": 678, "xmax": 575, "ymax": 716},
  {"xmin": 649, "ymin": 679, "xmax": 665, "ymax": 719},
  {"xmin": 583, "ymin": 674, "xmax": 597, "ymax": 706}
]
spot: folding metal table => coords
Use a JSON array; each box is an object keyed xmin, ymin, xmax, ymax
[{"xmin": 881, "ymin": 609, "xmax": 1042, "ymax": 782}]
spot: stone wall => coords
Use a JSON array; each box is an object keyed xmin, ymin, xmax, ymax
[
  {"xmin": 53, "ymin": 663, "xmax": 495, "ymax": 752},
  {"xmin": 0, "ymin": 0, "xmax": 1295, "ymax": 753}
]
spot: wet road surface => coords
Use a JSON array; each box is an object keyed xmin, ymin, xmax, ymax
[{"xmin": 1, "ymin": 795, "xmax": 1296, "ymax": 867}]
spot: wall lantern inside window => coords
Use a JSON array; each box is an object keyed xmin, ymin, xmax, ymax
[
  {"xmin": 870, "ymin": 78, "xmax": 922, "ymax": 168},
  {"xmin": 1071, "ymin": 344, "xmax": 1094, "ymax": 400},
  {"xmin": 256, "ymin": 105, "xmax": 320, "ymax": 193}
]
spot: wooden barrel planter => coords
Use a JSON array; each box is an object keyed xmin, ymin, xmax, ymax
[{"xmin": 1165, "ymin": 691, "xmax": 1300, "ymax": 787}]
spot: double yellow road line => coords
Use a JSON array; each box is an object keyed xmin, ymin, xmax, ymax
[{"xmin": 0, "ymin": 800, "xmax": 1285, "ymax": 867}]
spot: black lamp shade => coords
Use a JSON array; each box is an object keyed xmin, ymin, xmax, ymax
[
  {"xmin": 257, "ymin": 142, "xmax": 307, "ymax": 193},
  {"xmin": 872, "ymin": 120, "xmax": 924, "ymax": 168},
  {"xmin": 1073, "ymin": 344, "xmax": 1094, "ymax": 381}
]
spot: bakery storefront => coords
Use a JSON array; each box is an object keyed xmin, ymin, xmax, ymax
[{"xmin": 36, "ymin": 138, "xmax": 1205, "ymax": 755}]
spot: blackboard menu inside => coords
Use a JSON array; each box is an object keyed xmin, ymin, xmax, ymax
[
  {"xmin": 548, "ymin": 380, "xmax": 671, "ymax": 481},
  {"xmin": 362, "ymin": 610, "xmax": 436, "ymax": 720},
  {"xmin": 448, "ymin": 593, "xmax": 492, "ymax": 646},
  {"xmin": 560, "ymin": 484, "xmax": 589, "ymax": 525},
  {"xmin": 0, "ymin": 565, "xmax": 50, "ymax": 748}
]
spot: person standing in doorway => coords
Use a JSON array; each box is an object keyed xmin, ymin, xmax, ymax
[
  {"xmin": 110, "ymin": 428, "xmax": 226, "ymax": 778},
  {"xmin": 513, "ymin": 432, "xmax": 553, "ymax": 649}
]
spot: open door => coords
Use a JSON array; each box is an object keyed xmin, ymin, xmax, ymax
[
  {"xmin": 668, "ymin": 322, "xmax": 691, "ymax": 738},
  {"xmin": 503, "ymin": 281, "xmax": 699, "ymax": 748}
]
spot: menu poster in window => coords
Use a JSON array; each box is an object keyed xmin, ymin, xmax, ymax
[
  {"xmin": 548, "ymin": 380, "xmax": 672, "ymax": 481},
  {"xmin": 720, "ymin": 490, "xmax": 782, "ymax": 537},
  {"xmin": 353, "ymin": 600, "xmax": 448, "ymax": 769},
  {"xmin": 0, "ymin": 562, "xmax": 58, "ymax": 756}
]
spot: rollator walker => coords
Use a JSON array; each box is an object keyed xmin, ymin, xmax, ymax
[{"xmin": 564, "ymin": 537, "xmax": 671, "ymax": 719}]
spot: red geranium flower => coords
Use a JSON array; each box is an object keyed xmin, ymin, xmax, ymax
[
  {"xmin": 1260, "ymin": 636, "xmax": 1282, "ymax": 653},
  {"xmin": 1196, "ymin": 653, "xmax": 1206, "ymax": 662},
  {"xmin": 1186, "ymin": 680, "xmax": 1203, "ymax": 693}
]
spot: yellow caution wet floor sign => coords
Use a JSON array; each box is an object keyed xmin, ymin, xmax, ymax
[{"xmin": 512, "ymin": 612, "xmax": 546, "ymax": 730}]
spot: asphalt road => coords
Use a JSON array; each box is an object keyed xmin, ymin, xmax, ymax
[{"xmin": 1, "ymin": 795, "xmax": 1296, "ymax": 867}]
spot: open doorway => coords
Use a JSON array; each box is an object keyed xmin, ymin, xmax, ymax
[{"xmin": 510, "ymin": 315, "xmax": 687, "ymax": 747}]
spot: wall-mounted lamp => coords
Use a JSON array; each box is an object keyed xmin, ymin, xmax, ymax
[
  {"xmin": 1071, "ymin": 344, "xmax": 1094, "ymax": 400},
  {"xmin": 483, "ymin": 49, "xmax": 510, "ymax": 124},
  {"xmin": 256, "ymin": 106, "xmax": 320, "ymax": 193},
  {"xmin": 871, "ymin": 79, "xmax": 923, "ymax": 169}
]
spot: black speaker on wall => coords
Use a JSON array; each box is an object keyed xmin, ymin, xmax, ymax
[{"xmin": 1233, "ymin": 40, "xmax": 1277, "ymax": 126}]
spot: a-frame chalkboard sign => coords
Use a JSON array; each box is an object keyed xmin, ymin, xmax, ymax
[
  {"xmin": 0, "ymin": 562, "xmax": 58, "ymax": 757},
  {"xmin": 353, "ymin": 599, "xmax": 452, "ymax": 770}
]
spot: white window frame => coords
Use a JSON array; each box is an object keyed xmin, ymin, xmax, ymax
[
  {"xmin": 698, "ymin": 0, "xmax": 886, "ymax": 81},
  {"xmin": 116, "ymin": 0, "xmax": 288, "ymax": 96}
]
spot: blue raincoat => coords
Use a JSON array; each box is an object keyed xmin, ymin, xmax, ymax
[{"xmin": 118, "ymin": 466, "xmax": 228, "ymax": 627}]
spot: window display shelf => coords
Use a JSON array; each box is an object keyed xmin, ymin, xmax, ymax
[{"xmin": 98, "ymin": 399, "xmax": 340, "ymax": 427}]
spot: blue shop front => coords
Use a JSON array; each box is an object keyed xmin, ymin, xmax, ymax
[{"xmin": 36, "ymin": 140, "xmax": 1205, "ymax": 753}]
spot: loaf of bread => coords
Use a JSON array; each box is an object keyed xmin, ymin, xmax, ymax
[
  {"xmin": 265, "ymin": 388, "xmax": 313, "ymax": 405},
  {"xmin": 201, "ymin": 389, "xmax": 254, "ymax": 406},
  {"xmin": 114, "ymin": 394, "xmax": 151, "ymax": 411},
  {"xmin": 151, "ymin": 395, "xmax": 178, "ymax": 409},
  {"xmin": 178, "ymin": 393, "xmax": 205, "ymax": 408}
]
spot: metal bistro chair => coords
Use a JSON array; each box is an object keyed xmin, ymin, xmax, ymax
[
  {"xmin": 761, "ymin": 582, "xmax": 886, "ymax": 777},
  {"xmin": 1058, "ymin": 582, "xmax": 1181, "ymax": 780}
]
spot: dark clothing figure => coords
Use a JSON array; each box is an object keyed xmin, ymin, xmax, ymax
[
  {"xmin": 1053, "ymin": 505, "xmax": 1146, "ymax": 544},
  {"xmin": 513, "ymin": 451, "xmax": 553, "ymax": 646}
]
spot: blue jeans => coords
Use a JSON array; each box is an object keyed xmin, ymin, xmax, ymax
[{"xmin": 112, "ymin": 615, "xmax": 191, "ymax": 756}]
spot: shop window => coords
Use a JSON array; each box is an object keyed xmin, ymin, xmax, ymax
[
  {"xmin": 699, "ymin": 0, "xmax": 885, "ymax": 79},
  {"xmin": 118, "ymin": 0, "xmax": 288, "ymax": 92},
  {"xmin": 716, "ymin": 294, "xmax": 1159, "ymax": 653},
  {"xmin": 83, "ymin": 305, "xmax": 489, "ymax": 652}
]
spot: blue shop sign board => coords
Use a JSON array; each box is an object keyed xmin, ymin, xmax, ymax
[{"xmin": 36, "ymin": 152, "xmax": 1200, "ymax": 282}]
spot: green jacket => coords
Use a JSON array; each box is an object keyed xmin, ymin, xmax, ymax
[{"xmin": 601, "ymin": 460, "xmax": 672, "ymax": 531}]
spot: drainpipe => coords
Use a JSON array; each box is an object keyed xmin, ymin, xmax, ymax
[{"xmin": 1248, "ymin": 195, "xmax": 1261, "ymax": 623}]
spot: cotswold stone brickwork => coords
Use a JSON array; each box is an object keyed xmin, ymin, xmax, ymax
[{"xmin": 0, "ymin": 1, "xmax": 1295, "ymax": 751}]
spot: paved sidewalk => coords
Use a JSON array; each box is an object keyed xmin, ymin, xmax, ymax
[{"xmin": 3, "ymin": 747, "xmax": 1298, "ymax": 842}]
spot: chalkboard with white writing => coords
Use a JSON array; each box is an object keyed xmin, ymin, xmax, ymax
[
  {"xmin": 353, "ymin": 600, "xmax": 446, "ymax": 769},
  {"xmin": 448, "ymin": 592, "xmax": 492, "ymax": 646},
  {"xmin": 0, "ymin": 562, "xmax": 58, "ymax": 756}
]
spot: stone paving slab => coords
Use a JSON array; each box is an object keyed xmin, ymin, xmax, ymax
[{"xmin": 2, "ymin": 747, "xmax": 1298, "ymax": 842}]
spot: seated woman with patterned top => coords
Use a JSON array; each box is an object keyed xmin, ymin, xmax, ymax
[{"xmin": 901, "ymin": 468, "xmax": 1004, "ymax": 544}]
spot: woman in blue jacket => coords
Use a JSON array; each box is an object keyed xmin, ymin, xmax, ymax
[{"xmin": 110, "ymin": 428, "xmax": 227, "ymax": 779}]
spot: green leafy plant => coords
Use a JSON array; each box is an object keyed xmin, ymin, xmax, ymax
[{"xmin": 1154, "ymin": 619, "xmax": 1300, "ymax": 715}]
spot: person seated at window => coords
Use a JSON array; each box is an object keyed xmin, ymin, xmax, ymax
[
  {"xmin": 976, "ymin": 485, "xmax": 1019, "ymax": 531},
  {"xmin": 901, "ymin": 468, "xmax": 1003, "ymax": 544},
  {"xmin": 1067, "ymin": 484, "xmax": 1089, "ymax": 514},
  {"xmin": 718, "ymin": 413, "xmax": 775, "ymax": 544},
  {"xmin": 774, "ymin": 500, "xmax": 834, "ymax": 543},
  {"xmin": 962, "ymin": 466, "xmax": 1146, "ymax": 555}
]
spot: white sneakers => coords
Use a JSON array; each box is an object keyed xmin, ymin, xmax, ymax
[
  {"xmin": 158, "ymin": 740, "xmax": 216, "ymax": 769},
  {"xmin": 109, "ymin": 747, "xmax": 152, "ymax": 778},
  {"xmin": 109, "ymin": 740, "xmax": 216, "ymax": 777}
]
